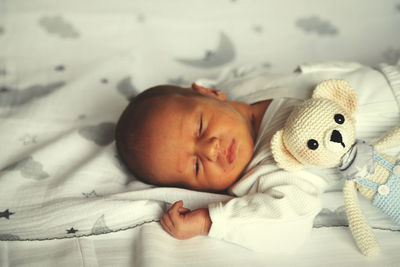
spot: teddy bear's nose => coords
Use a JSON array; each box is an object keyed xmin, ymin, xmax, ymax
[{"xmin": 330, "ymin": 130, "xmax": 345, "ymax": 148}]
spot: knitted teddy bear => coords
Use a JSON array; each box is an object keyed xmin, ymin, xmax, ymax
[{"xmin": 270, "ymin": 79, "xmax": 400, "ymax": 256}]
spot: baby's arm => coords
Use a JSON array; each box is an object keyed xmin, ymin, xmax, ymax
[
  {"xmin": 160, "ymin": 167, "xmax": 325, "ymax": 253},
  {"xmin": 208, "ymin": 166, "xmax": 325, "ymax": 253},
  {"xmin": 161, "ymin": 200, "xmax": 212, "ymax": 239}
]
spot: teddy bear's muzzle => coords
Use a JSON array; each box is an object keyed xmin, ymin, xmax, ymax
[
  {"xmin": 324, "ymin": 127, "xmax": 350, "ymax": 154},
  {"xmin": 330, "ymin": 130, "xmax": 345, "ymax": 148}
]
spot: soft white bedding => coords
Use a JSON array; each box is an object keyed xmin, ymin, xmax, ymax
[{"xmin": 1, "ymin": 1, "xmax": 400, "ymax": 266}]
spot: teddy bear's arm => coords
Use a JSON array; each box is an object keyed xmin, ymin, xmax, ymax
[
  {"xmin": 343, "ymin": 181, "xmax": 380, "ymax": 256},
  {"xmin": 374, "ymin": 126, "xmax": 400, "ymax": 152}
]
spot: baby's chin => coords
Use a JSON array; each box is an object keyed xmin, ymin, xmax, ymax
[
  {"xmin": 199, "ymin": 184, "xmax": 234, "ymax": 193},
  {"xmin": 214, "ymin": 171, "xmax": 245, "ymax": 192}
]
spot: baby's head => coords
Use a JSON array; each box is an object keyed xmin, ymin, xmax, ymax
[{"xmin": 115, "ymin": 84, "xmax": 255, "ymax": 192}]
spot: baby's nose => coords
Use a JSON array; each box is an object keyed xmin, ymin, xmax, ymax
[{"xmin": 202, "ymin": 137, "xmax": 220, "ymax": 162}]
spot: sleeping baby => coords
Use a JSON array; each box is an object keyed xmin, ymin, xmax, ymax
[{"xmin": 115, "ymin": 82, "xmax": 327, "ymax": 253}]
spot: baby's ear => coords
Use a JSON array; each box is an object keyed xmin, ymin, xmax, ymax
[
  {"xmin": 312, "ymin": 79, "xmax": 358, "ymax": 116},
  {"xmin": 191, "ymin": 83, "xmax": 226, "ymax": 101},
  {"xmin": 271, "ymin": 130, "xmax": 304, "ymax": 171}
]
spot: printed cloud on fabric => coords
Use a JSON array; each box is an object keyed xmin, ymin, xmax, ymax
[
  {"xmin": 78, "ymin": 122, "xmax": 116, "ymax": 146},
  {"xmin": 3, "ymin": 156, "xmax": 50, "ymax": 180},
  {"xmin": 0, "ymin": 234, "xmax": 20, "ymax": 241},
  {"xmin": 383, "ymin": 47, "xmax": 400, "ymax": 65},
  {"xmin": 314, "ymin": 206, "xmax": 349, "ymax": 227},
  {"xmin": 38, "ymin": 15, "xmax": 80, "ymax": 38},
  {"xmin": 116, "ymin": 77, "xmax": 139, "ymax": 101},
  {"xmin": 0, "ymin": 81, "xmax": 65, "ymax": 107},
  {"xmin": 296, "ymin": 16, "xmax": 339, "ymax": 36}
]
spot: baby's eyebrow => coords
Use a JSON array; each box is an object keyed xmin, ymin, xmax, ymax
[
  {"xmin": 182, "ymin": 104, "xmax": 200, "ymax": 135},
  {"xmin": 183, "ymin": 107, "xmax": 202, "ymax": 179},
  {"xmin": 175, "ymin": 108, "xmax": 196, "ymax": 180}
]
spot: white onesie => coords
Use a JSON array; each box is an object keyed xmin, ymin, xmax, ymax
[{"xmin": 208, "ymin": 97, "xmax": 327, "ymax": 254}]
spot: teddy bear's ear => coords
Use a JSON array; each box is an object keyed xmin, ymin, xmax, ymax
[
  {"xmin": 271, "ymin": 130, "xmax": 305, "ymax": 171},
  {"xmin": 312, "ymin": 79, "xmax": 358, "ymax": 116}
]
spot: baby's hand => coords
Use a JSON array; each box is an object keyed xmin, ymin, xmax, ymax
[{"xmin": 161, "ymin": 200, "xmax": 212, "ymax": 240}]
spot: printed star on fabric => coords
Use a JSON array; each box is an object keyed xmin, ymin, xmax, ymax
[
  {"xmin": 0, "ymin": 209, "xmax": 15, "ymax": 219},
  {"xmin": 19, "ymin": 134, "xmax": 38, "ymax": 145},
  {"xmin": 82, "ymin": 190, "xmax": 99, "ymax": 198},
  {"xmin": 66, "ymin": 227, "xmax": 78, "ymax": 234}
]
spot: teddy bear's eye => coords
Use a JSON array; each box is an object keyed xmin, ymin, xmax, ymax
[
  {"xmin": 307, "ymin": 139, "xmax": 319, "ymax": 150},
  {"xmin": 334, "ymin": 114, "xmax": 345, "ymax": 124}
]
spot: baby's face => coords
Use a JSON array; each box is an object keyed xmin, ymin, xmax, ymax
[{"xmin": 138, "ymin": 88, "xmax": 254, "ymax": 191}]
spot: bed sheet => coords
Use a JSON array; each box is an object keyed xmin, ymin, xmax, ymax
[
  {"xmin": 1, "ymin": 0, "xmax": 400, "ymax": 266},
  {"xmin": 2, "ymin": 221, "xmax": 400, "ymax": 267},
  {"xmin": 1, "ymin": 66, "xmax": 400, "ymax": 267}
]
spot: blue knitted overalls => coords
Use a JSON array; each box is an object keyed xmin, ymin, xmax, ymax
[{"xmin": 356, "ymin": 153, "xmax": 400, "ymax": 224}]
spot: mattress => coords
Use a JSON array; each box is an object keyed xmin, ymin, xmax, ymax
[{"xmin": 1, "ymin": 1, "xmax": 400, "ymax": 266}]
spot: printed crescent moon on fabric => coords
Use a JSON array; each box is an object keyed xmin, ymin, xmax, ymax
[
  {"xmin": 92, "ymin": 214, "xmax": 111, "ymax": 234},
  {"xmin": 176, "ymin": 32, "xmax": 235, "ymax": 68}
]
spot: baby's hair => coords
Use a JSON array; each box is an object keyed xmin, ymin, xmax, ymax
[{"xmin": 115, "ymin": 85, "xmax": 198, "ymax": 184}]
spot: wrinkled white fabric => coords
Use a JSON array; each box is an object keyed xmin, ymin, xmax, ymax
[{"xmin": 339, "ymin": 140, "xmax": 376, "ymax": 180}]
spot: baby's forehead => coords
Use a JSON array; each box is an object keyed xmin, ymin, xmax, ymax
[{"xmin": 140, "ymin": 90, "xmax": 196, "ymax": 116}]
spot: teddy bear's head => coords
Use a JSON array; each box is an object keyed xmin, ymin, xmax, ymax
[{"xmin": 271, "ymin": 79, "xmax": 358, "ymax": 171}]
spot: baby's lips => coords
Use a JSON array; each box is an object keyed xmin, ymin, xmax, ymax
[{"xmin": 226, "ymin": 139, "xmax": 237, "ymax": 164}]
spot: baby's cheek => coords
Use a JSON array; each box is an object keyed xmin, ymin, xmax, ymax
[{"xmin": 207, "ymin": 166, "xmax": 236, "ymax": 190}]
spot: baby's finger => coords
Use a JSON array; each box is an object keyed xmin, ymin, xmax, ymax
[
  {"xmin": 178, "ymin": 206, "xmax": 191, "ymax": 215},
  {"xmin": 162, "ymin": 210, "xmax": 176, "ymax": 231},
  {"xmin": 168, "ymin": 201, "xmax": 183, "ymax": 216},
  {"xmin": 161, "ymin": 216, "xmax": 172, "ymax": 234},
  {"xmin": 163, "ymin": 211, "xmax": 175, "ymax": 228},
  {"xmin": 170, "ymin": 200, "xmax": 183, "ymax": 211}
]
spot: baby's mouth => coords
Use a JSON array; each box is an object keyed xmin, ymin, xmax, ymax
[{"xmin": 226, "ymin": 139, "xmax": 236, "ymax": 164}]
